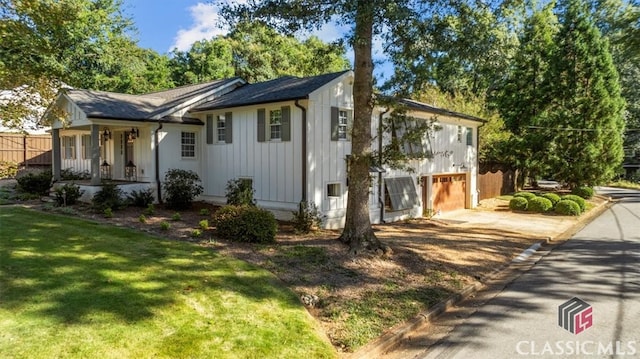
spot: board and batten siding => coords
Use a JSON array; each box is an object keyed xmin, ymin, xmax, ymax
[
  {"xmin": 306, "ymin": 76, "xmax": 353, "ymax": 228},
  {"xmin": 369, "ymin": 107, "xmax": 480, "ymax": 223},
  {"xmin": 200, "ymin": 103, "xmax": 302, "ymax": 212},
  {"xmin": 157, "ymin": 124, "xmax": 202, "ymax": 181}
]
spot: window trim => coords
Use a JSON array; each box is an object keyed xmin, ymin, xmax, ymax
[
  {"xmin": 269, "ymin": 109, "xmax": 282, "ymax": 141},
  {"xmin": 338, "ymin": 110, "xmax": 348, "ymax": 140},
  {"xmin": 181, "ymin": 131, "xmax": 196, "ymax": 159},
  {"xmin": 62, "ymin": 135, "xmax": 76, "ymax": 160},
  {"xmin": 81, "ymin": 134, "xmax": 91, "ymax": 160},
  {"xmin": 217, "ymin": 114, "xmax": 226, "ymax": 143},
  {"xmin": 258, "ymin": 106, "xmax": 290, "ymax": 142},
  {"xmin": 331, "ymin": 107, "xmax": 352, "ymax": 141}
]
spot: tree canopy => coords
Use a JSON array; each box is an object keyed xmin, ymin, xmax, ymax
[{"xmin": 169, "ymin": 21, "xmax": 350, "ymax": 86}]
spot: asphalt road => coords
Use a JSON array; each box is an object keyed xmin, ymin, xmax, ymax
[{"xmin": 417, "ymin": 187, "xmax": 640, "ymax": 359}]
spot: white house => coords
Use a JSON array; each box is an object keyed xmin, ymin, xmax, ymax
[{"xmin": 46, "ymin": 70, "xmax": 483, "ymax": 228}]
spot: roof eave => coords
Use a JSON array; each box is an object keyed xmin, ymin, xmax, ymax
[
  {"xmin": 151, "ymin": 78, "xmax": 246, "ymax": 120},
  {"xmin": 190, "ymin": 95, "xmax": 310, "ymax": 113}
]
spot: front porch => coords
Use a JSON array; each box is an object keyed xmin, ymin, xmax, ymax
[{"xmin": 52, "ymin": 123, "xmax": 153, "ymax": 185}]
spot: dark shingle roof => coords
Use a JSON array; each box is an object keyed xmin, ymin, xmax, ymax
[
  {"xmin": 193, "ymin": 71, "xmax": 351, "ymax": 111},
  {"xmin": 396, "ymin": 98, "xmax": 485, "ymax": 123},
  {"xmin": 65, "ymin": 78, "xmax": 242, "ymax": 122}
]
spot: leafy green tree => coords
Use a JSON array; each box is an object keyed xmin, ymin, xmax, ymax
[
  {"xmin": 386, "ymin": 2, "xmax": 518, "ymax": 97},
  {"xmin": 169, "ymin": 38, "xmax": 235, "ymax": 86},
  {"xmin": 0, "ymin": 0, "xmax": 173, "ymax": 129},
  {"xmin": 544, "ymin": 0, "xmax": 625, "ymax": 186},
  {"xmin": 169, "ymin": 22, "xmax": 350, "ymax": 86}
]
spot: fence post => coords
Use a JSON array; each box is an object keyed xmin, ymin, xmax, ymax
[{"xmin": 23, "ymin": 135, "xmax": 28, "ymax": 168}]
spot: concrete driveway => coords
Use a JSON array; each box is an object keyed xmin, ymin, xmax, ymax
[{"xmin": 434, "ymin": 198, "xmax": 601, "ymax": 241}]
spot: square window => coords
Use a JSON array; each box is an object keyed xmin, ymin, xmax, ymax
[
  {"xmin": 181, "ymin": 132, "xmax": 196, "ymax": 158},
  {"xmin": 270, "ymin": 109, "xmax": 282, "ymax": 140},
  {"xmin": 327, "ymin": 183, "xmax": 341, "ymax": 197}
]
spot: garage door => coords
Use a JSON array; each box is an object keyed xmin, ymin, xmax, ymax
[{"xmin": 427, "ymin": 174, "xmax": 467, "ymax": 212}]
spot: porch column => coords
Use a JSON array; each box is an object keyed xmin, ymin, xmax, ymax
[
  {"xmin": 52, "ymin": 129, "xmax": 61, "ymax": 181},
  {"xmin": 90, "ymin": 125, "xmax": 101, "ymax": 185}
]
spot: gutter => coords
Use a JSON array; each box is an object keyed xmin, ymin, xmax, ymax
[
  {"xmin": 154, "ymin": 120, "xmax": 164, "ymax": 203},
  {"xmin": 378, "ymin": 107, "xmax": 390, "ymax": 223},
  {"xmin": 294, "ymin": 100, "xmax": 308, "ymax": 203}
]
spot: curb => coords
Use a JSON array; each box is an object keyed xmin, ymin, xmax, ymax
[{"xmin": 349, "ymin": 196, "xmax": 612, "ymax": 359}]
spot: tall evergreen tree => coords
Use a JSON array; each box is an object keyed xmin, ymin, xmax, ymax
[
  {"xmin": 495, "ymin": 2, "xmax": 559, "ymax": 187},
  {"xmin": 544, "ymin": 0, "xmax": 625, "ymax": 186}
]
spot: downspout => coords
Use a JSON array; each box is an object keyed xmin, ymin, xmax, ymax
[
  {"xmin": 294, "ymin": 100, "xmax": 307, "ymax": 203},
  {"xmin": 154, "ymin": 120, "xmax": 164, "ymax": 203},
  {"xmin": 378, "ymin": 107, "xmax": 390, "ymax": 223}
]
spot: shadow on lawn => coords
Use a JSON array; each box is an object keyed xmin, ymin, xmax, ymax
[{"xmin": 0, "ymin": 207, "xmax": 298, "ymax": 325}]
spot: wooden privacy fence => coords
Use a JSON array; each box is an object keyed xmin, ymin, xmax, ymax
[
  {"xmin": 478, "ymin": 167, "xmax": 515, "ymax": 200},
  {"xmin": 0, "ymin": 133, "xmax": 52, "ymax": 166}
]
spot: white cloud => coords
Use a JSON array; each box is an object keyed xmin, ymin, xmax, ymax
[{"xmin": 169, "ymin": 3, "xmax": 227, "ymax": 52}]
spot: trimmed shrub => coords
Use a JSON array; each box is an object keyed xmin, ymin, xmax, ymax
[
  {"xmin": 213, "ymin": 205, "xmax": 277, "ymax": 243},
  {"xmin": 291, "ymin": 201, "xmax": 324, "ymax": 234},
  {"xmin": 60, "ymin": 168, "xmax": 90, "ymax": 181},
  {"xmin": 54, "ymin": 183, "xmax": 84, "ymax": 206},
  {"xmin": 527, "ymin": 197, "xmax": 553, "ymax": 213},
  {"xmin": 127, "ymin": 188, "xmax": 155, "ymax": 207},
  {"xmin": 541, "ymin": 193, "xmax": 561, "ymax": 206},
  {"xmin": 513, "ymin": 192, "xmax": 537, "ymax": 200},
  {"xmin": 509, "ymin": 197, "xmax": 528, "ymax": 211},
  {"xmin": 562, "ymin": 194, "xmax": 586, "ymax": 212},
  {"xmin": 212, "ymin": 205, "xmax": 242, "ymax": 236},
  {"xmin": 571, "ymin": 186, "xmax": 594, "ymax": 199},
  {"xmin": 555, "ymin": 199, "xmax": 582, "ymax": 216},
  {"xmin": 163, "ymin": 169, "xmax": 203, "ymax": 210},
  {"xmin": 92, "ymin": 182, "xmax": 125, "ymax": 211},
  {"xmin": 225, "ymin": 178, "xmax": 256, "ymax": 206},
  {"xmin": 199, "ymin": 219, "xmax": 209, "ymax": 231},
  {"xmin": 16, "ymin": 170, "xmax": 52, "ymax": 195},
  {"xmin": 144, "ymin": 204, "xmax": 155, "ymax": 215}
]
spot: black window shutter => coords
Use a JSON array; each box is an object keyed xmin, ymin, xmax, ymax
[
  {"xmin": 206, "ymin": 114, "xmax": 213, "ymax": 144},
  {"xmin": 257, "ymin": 108, "xmax": 266, "ymax": 142},
  {"xmin": 330, "ymin": 106, "xmax": 339, "ymax": 141},
  {"xmin": 281, "ymin": 106, "xmax": 291, "ymax": 142},
  {"xmin": 225, "ymin": 112, "xmax": 233, "ymax": 143}
]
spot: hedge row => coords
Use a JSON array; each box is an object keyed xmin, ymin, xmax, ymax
[{"xmin": 509, "ymin": 190, "xmax": 591, "ymax": 216}]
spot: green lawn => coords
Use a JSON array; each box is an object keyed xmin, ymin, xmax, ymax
[{"xmin": 0, "ymin": 207, "xmax": 335, "ymax": 359}]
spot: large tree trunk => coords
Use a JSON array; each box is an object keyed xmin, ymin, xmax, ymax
[{"xmin": 339, "ymin": 1, "xmax": 389, "ymax": 256}]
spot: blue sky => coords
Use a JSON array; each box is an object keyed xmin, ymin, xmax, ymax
[
  {"xmin": 122, "ymin": 0, "xmax": 348, "ymax": 54},
  {"xmin": 121, "ymin": 0, "xmax": 392, "ymax": 79}
]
